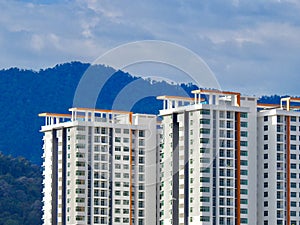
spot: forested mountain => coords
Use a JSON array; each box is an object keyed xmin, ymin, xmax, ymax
[
  {"xmin": 0, "ymin": 61, "xmax": 291, "ymax": 164},
  {"xmin": 0, "ymin": 62, "xmax": 197, "ymax": 164},
  {"xmin": 0, "ymin": 152, "xmax": 42, "ymax": 225}
]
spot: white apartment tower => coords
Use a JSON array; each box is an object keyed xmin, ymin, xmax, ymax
[
  {"xmin": 157, "ymin": 90, "xmax": 257, "ymax": 225},
  {"xmin": 257, "ymin": 97, "xmax": 300, "ymax": 225},
  {"xmin": 39, "ymin": 108, "xmax": 159, "ymax": 225}
]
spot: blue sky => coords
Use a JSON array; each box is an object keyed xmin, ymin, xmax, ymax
[{"xmin": 1, "ymin": 0, "xmax": 300, "ymax": 96}]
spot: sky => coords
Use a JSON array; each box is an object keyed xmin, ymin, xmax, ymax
[{"xmin": 1, "ymin": 0, "xmax": 300, "ymax": 96}]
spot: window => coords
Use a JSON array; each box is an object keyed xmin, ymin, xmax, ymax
[
  {"xmin": 139, "ymin": 130, "xmax": 145, "ymax": 137},
  {"xmin": 200, "ymin": 128, "xmax": 210, "ymax": 134},
  {"xmin": 200, "ymin": 196, "xmax": 210, "ymax": 202},
  {"xmin": 241, "ymin": 141, "xmax": 248, "ymax": 147},
  {"xmin": 241, "ymin": 160, "xmax": 248, "ymax": 166},
  {"xmin": 200, "ymin": 206, "xmax": 210, "ymax": 212},
  {"xmin": 241, "ymin": 179, "xmax": 248, "ymax": 185},
  {"xmin": 264, "ymin": 135, "xmax": 268, "ymax": 140},
  {"xmin": 241, "ymin": 131, "xmax": 248, "ymax": 137},
  {"xmin": 226, "ymin": 111, "xmax": 233, "ymax": 119},
  {"xmin": 139, "ymin": 157, "xmax": 144, "ymax": 164},
  {"xmin": 139, "ymin": 139, "xmax": 145, "ymax": 146},
  {"xmin": 227, "ymin": 121, "xmax": 233, "ymax": 128},
  {"xmin": 241, "ymin": 112, "xmax": 248, "ymax": 118},
  {"xmin": 200, "ymin": 216, "xmax": 210, "ymax": 222},
  {"xmin": 200, "ymin": 138, "xmax": 209, "ymax": 144},
  {"xmin": 200, "ymin": 119, "xmax": 210, "ymax": 125},
  {"xmin": 241, "ymin": 189, "xmax": 248, "ymax": 195},
  {"xmin": 200, "ymin": 177, "xmax": 210, "ymax": 183},
  {"xmin": 264, "ymin": 116, "xmax": 268, "ymax": 121},
  {"xmin": 200, "ymin": 148, "xmax": 210, "ymax": 154},
  {"xmin": 200, "ymin": 109, "xmax": 210, "ymax": 115},
  {"xmin": 291, "ymin": 163, "xmax": 296, "ymax": 169},
  {"xmin": 241, "ymin": 199, "xmax": 248, "ymax": 204},
  {"xmin": 291, "ymin": 201, "xmax": 296, "ymax": 207},
  {"xmin": 264, "ymin": 125, "xmax": 268, "ymax": 131},
  {"xmin": 200, "ymin": 187, "xmax": 210, "ymax": 192},
  {"xmin": 241, "ymin": 218, "xmax": 248, "ymax": 224},
  {"xmin": 241, "ymin": 170, "xmax": 248, "ymax": 175},
  {"xmin": 241, "ymin": 122, "xmax": 248, "ymax": 128},
  {"xmin": 241, "ymin": 208, "xmax": 248, "ymax": 214},
  {"xmin": 219, "ymin": 111, "xmax": 225, "ymax": 118},
  {"xmin": 200, "ymin": 157, "xmax": 210, "ymax": 163},
  {"xmin": 123, "ymin": 200, "xmax": 130, "ymax": 205}
]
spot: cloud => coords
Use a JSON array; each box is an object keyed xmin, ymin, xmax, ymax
[{"xmin": 0, "ymin": 0, "xmax": 300, "ymax": 95}]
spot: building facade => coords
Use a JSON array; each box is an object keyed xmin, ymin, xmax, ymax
[
  {"xmin": 157, "ymin": 90, "xmax": 257, "ymax": 225},
  {"xmin": 39, "ymin": 108, "xmax": 159, "ymax": 225},
  {"xmin": 257, "ymin": 98, "xmax": 300, "ymax": 225},
  {"xmin": 39, "ymin": 92, "xmax": 300, "ymax": 225}
]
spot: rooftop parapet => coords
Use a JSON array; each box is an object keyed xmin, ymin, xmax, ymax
[
  {"xmin": 39, "ymin": 108, "xmax": 133, "ymax": 126},
  {"xmin": 157, "ymin": 89, "xmax": 241, "ymax": 110},
  {"xmin": 257, "ymin": 97, "xmax": 300, "ymax": 112}
]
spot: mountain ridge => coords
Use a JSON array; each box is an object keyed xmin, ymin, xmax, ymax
[{"xmin": 0, "ymin": 61, "xmax": 199, "ymax": 163}]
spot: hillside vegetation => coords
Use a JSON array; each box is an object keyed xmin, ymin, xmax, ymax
[
  {"xmin": 0, "ymin": 62, "xmax": 197, "ymax": 163},
  {"xmin": 0, "ymin": 152, "xmax": 42, "ymax": 225}
]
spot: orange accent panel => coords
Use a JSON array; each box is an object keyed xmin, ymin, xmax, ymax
[
  {"xmin": 236, "ymin": 112, "xmax": 241, "ymax": 225},
  {"xmin": 290, "ymin": 97, "xmax": 300, "ymax": 102},
  {"xmin": 38, "ymin": 113, "xmax": 72, "ymax": 118},
  {"xmin": 69, "ymin": 107, "xmax": 132, "ymax": 115},
  {"xmin": 257, "ymin": 103, "xmax": 280, "ymax": 107},
  {"xmin": 286, "ymin": 116, "xmax": 290, "ymax": 225},
  {"xmin": 192, "ymin": 89, "xmax": 241, "ymax": 96},
  {"xmin": 157, "ymin": 95, "xmax": 195, "ymax": 101},
  {"xmin": 129, "ymin": 112, "xmax": 133, "ymax": 124},
  {"xmin": 237, "ymin": 93, "xmax": 241, "ymax": 106}
]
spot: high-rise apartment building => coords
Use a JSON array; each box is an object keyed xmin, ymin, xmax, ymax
[
  {"xmin": 39, "ymin": 108, "xmax": 159, "ymax": 225},
  {"xmin": 157, "ymin": 90, "xmax": 257, "ymax": 225},
  {"xmin": 257, "ymin": 97, "xmax": 300, "ymax": 225},
  {"xmin": 39, "ymin": 91, "xmax": 300, "ymax": 225}
]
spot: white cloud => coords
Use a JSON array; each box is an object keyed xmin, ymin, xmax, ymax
[{"xmin": 0, "ymin": 0, "xmax": 300, "ymax": 95}]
